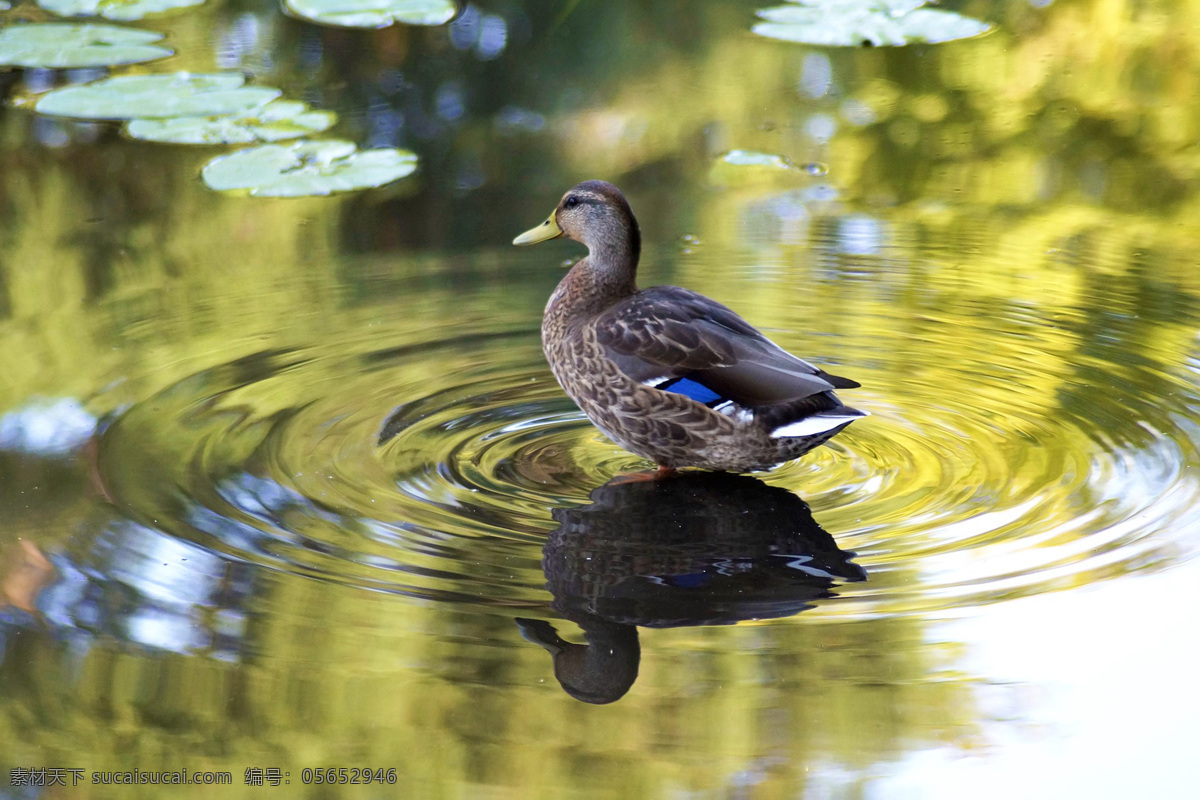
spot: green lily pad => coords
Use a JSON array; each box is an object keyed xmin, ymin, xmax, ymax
[
  {"xmin": 37, "ymin": 0, "xmax": 205, "ymax": 21},
  {"xmin": 0, "ymin": 23, "xmax": 172, "ymax": 68},
  {"xmin": 126, "ymin": 100, "xmax": 337, "ymax": 144},
  {"xmin": 201, "ymin": 140, "xmax": 419, "ymax": 197},
  {"xmin": 35, "ymin": 73, "xmax": 280, "ymax": 121},
  {"xmin": 283, "ymin": 0, "xmax": 454, "ymax": 29},
  {"xmin": 754, "ymin": 0, "xmax": 991, "ymax": 47}
]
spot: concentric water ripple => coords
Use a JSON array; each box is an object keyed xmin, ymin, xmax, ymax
[{"xmin": 93, "ymin": 280, "xmax": 1200, "ymax": 618}]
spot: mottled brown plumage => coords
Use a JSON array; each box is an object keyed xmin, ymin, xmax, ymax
[{"xmin": 514, "ymin": 180, "xmax": 864, "ymax": 472}]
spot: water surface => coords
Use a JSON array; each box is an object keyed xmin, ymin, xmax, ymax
[{"xmin": 2, "ymin": 1, "xmax": 1200, "ymax": 797}]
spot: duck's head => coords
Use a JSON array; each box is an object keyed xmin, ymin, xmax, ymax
[{"xmin": 513, "ymin": 180, "xmax": 640, "ymax": 261}]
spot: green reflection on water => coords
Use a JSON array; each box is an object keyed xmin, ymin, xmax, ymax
[{"xmin": 1, "ymin": 0, "xmax": 1199, "ymax": 795}]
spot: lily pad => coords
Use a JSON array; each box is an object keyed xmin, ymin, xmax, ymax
[
  {"xmin": 754, "ymin": 0, "xmax": 991, "ymax": 47},
  {"xmin": 283, "ymin": 0, "xmax": 454, "ymax": 29},
  {"xmin": 126, "ymin": 100, "xmax": 337, "ymax": 144},
  {"xmin": 201, "ymin": 140, "xmax": 418, "ymax": 196},
  {"xmin": 0, "ymin": 23, "xmax": 172, "ymax": 68},
  {"xmin": 37, "ymin": 0, "xmax": 206, "ymax": 21},
  {"xmin": 36, "ymin": 73, "xmax": 280, "ymax": 121}
]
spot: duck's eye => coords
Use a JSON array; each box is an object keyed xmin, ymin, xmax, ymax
[{"xmin": 563, "ymin": 196, "xmax": 580, "ymax": 210}]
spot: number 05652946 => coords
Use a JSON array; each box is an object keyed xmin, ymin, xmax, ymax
[{"xmin": 300, "ymin": 768, "xmax": 397, "ymax": 785}]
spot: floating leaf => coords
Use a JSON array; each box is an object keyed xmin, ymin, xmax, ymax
[
  {"xmin": 126, "ymin": 100, "xmax": 337, "ymax": 144},
  {"xmin": 720, "ymin": 149, "xmax": 798, "ymax": 170},
  {"xmin": 201, "ymin": 140, "xmax": 418, "ymax": 196},
  {"xmin": 754, "ymin": 0, "xmax": 990, "ymax": 47},
  {"xmin": 0, "ymin": 23, "xmax": 172, "ymax": 68},
  {"xmin": 36, "ymin": 73, "xmax": 280, "ymax": 121},
  {"xmin": 37, "ymin": 0, "xmax": 205, "ymax": 21},
  {"xmin": 283, "ymin": 0, "xmax": 454, "ymax": 28},
  {"xmin": 710, "ymin": 150, "xmax": 822, "ymax": 187}
]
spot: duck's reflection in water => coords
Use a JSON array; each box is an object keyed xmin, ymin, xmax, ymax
[{"xmin": 517, "ymin": 472, "xmax": 866, "ymax": 704}]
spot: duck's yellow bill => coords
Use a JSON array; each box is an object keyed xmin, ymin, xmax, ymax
[{"xmin": 513, "ymin": 214, "xmax": 563, "ymax": 245}]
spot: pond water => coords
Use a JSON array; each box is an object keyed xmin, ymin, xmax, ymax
[{"xmin": 2, "ymin": 1, "xmax": 1200, "ymax": 797}]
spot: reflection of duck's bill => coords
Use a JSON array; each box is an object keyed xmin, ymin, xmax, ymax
[
  {"xmin": 513, "ymin": 214, "xmax": 563, "ymax": 245},
  {"xmin": 516, "ymin": 617, "xmax": 566, "ymax": 653}
]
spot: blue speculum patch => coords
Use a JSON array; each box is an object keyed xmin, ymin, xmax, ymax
[{"xmin": 658, "ymin": 377, "xmax": 723, "ymax": 406}]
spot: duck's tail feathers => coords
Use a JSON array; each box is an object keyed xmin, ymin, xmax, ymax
[{"xmin": 767, "ymin": 406, "xmax": 868, "ymax": 439}]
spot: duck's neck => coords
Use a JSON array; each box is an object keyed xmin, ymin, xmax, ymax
[{"xmin": 548, "ymin": 242, "xmax": 639, "ymax": 322}]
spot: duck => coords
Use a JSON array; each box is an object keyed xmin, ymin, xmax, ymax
[{"xmin": 513, "ymin": 180, "xmax": 864, "ymax": 475}]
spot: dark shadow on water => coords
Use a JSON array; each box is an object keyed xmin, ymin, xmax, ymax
[
  {"xmin": 0, "ymin": 70, "xmax": 19, "ymax": 100},
  {"xmin": 517, "ymin": 472, "xmax": 866, "ymax": 704}
]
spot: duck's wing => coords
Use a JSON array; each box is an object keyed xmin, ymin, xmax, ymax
[{"xmin": 594, "ymin": 286, "xmax": 858, "ymax": 408}]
